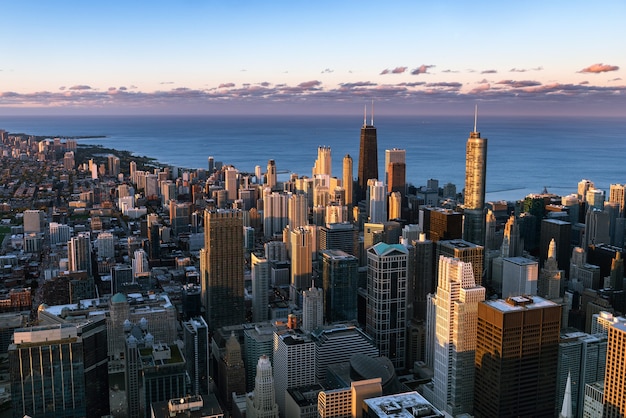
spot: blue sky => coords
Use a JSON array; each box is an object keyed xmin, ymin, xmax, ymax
[{"xmin": 1, "ymin": 1, "xmax": 624, "ymax": 115}]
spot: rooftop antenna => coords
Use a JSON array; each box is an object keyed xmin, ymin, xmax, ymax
[
  {"xmin": 371, "ymin": 100, "xmax": 375, "ymax": 126},
  {"xmin": 473, "ymin": 104, "xmax": 478, "ymax": 133},
  {"xmin": 363, "ymin": 104, "xmax": 367, "ymax": 126}
]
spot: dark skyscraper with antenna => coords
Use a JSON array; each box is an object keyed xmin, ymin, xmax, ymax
[{"xmin": 357, "ymin": 104, "xmax": 378, "ymax": 202}]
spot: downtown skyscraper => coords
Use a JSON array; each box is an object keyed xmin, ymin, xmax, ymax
[
  {"xmin": 366, "ymin": 242, "xmax": 408, "ymax": 369},
  {"xmin": 474, "ymin": 296, "xmax": 561, "ymax": 418},
  {"xmin": 200, "ymin": 209, "xmax": 244, "ymax": 331},
  {"xmin": 357, "ymin": 105, "xmax": 378, "ymax": 202},
  {"xmin": 463, "ymin": 108, "xmax": 488, "ymax": 246},
  {"xmin": 426, "ymin": 256, "xmax": 485, "ymax": 416}
]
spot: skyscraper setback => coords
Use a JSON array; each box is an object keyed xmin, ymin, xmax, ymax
[{"xmin": 357, "ymin": 105, "xmax": 378, "ymax": 202}]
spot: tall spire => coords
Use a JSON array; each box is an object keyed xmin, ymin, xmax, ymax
[
  {"xmin": 363, "ymin": 104, "xmax": 367, "ymax": 126},
  {"xmin": 473, "ymin": 104, "xmax": 478, "ymax": 133},
  {"xmin": 371, "ymin": 99, "xmax": 375, "ymax": 126},
  {"xmin": 558, "ymin": 372, "xmax": 573, "ymax": 418}
]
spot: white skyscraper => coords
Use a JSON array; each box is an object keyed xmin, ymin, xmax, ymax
[
  {"xmin": 428, "ymin": 255, "xmax": 485, "ymax": 416},
  {"xmin": 49, "ymin": 222, "xmax": 71, "ymax": 246},
  {"xmin": 369, "ymin": 180, "xmax": 387, "ymax": 223},
  {"xmin": 273, "ymin": 329, "xmax": 316, "ymax": 417},
  {"xmin": 502, "ymin": 256, "xmax": 538, "ymax": 298},
  {"xmin": 225, "ymin": 166, "xmax": 239, "ymax": 202},
  {"xmin": 246, "ymin": 355, "xmax": 279, "ymax": 418},
  {"xmin": 302, "ymin": 287, "xmax": 323, "ymax": 332},
  {"xmin": 252, "ymin": 253, "xmax": 270, "ymax": 323},
  {"xmin": 132, "ymin": 249, "xmax": 148, "ymax": 278},
  {"xmin": 263, "ymin": 190, "xmax": 289, "ymax": 238},
  {"xmin": 96, "ymin": 231, "xmax": 115, "ymax": 259},
  {"xmin": 67, "ymin": 233, "xmax": 92, "ymax": 276}
]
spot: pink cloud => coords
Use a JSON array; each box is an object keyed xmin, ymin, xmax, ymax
[
  {"xmin": 218, "ymin": 83, "xmax": 235, "ymax": 88},
  {"xmin": 496, "ymin": 80, "xmax": 542, "ymax": 88},
  {"xmin": 411, "ymin": 65, "xmax": 435, "ymax": 75},
  {"xmin": 69, "ymin": 85, "xmax": 92, "ymax": 90},
  {"xmin": 298, "ymin": 80, "xmax": 322, "ymax": 89},
  {"xmin": 481, "ymin": 69, "xmax": 497, "ymax": 74},
  {"xmin": 579, "ymin": 63, "xmax": 619, "ymax": 73},
  {"xmin": 470, "ymin": 84, "xmax": 490, "ymax": 94},
  {"xmin": 392, "ymin": 66, "xmax": 407, "ymax": 74}
]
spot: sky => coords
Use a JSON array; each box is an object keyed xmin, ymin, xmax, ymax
[{"xmin": 1, "ymin": 1, "xmax": 625, "ymax": 116}]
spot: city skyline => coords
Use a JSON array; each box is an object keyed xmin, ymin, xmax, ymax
[{"xmin": 1, "ymin": 1, "xmax": 625, "ymax": 116}]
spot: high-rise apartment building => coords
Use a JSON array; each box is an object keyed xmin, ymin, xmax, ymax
[
  {"xmin": 427, "ymin": 256, "xmax": 485, "ymax": 415},
  {"xmin": 169, "ymin": 200, "xmax": 192, "ymax": 236},
  {"xmin": 266, "ymin": 159, "xmax": 277, "ymax": 191},
  {"xmin": 319, "ymin": 222, "xmax": 358, "ymax": 257},
  {"xmin": 343, "ymin": 154, "xmax": 353, "ymax": 207},
  {"xmin": 463, "ymin": 111, "xmax": 488, "ymax": 246},
  {"xmin": 263, "ymin": 190, "xmax": 289, "ymax": 238},
  {"xmin": 252, "ymin": 253, "xmax": 270, "ymax": 323},
  {"xmin": 23, "ymin": 209, "xmax": 44, "ymax": 234},
  {"xmin": 200, "ymin": 209, "xmax": 244, "ymax": 331},
  {"xmin": 288, "ymin": 193, "xmax": 308, "ymax": 230},
  {"xmin": 474, "ymin": 296, "xmax": 561, "ymax": 418},
  {"xmin": 49, "ymin": 222, "xmax": 71, "ymax": 246},
  {"xmin": 586, "ymin": 188, "xmax": 605, "ymax": 211},
  {"xmin": 366, "ymin": 242, "xmax": 408, "ymax": 369},
  {"xmin": 68, "ymin": 232, "xmax": 92, "ymax": 277},
  {"xmin": 313, "ymin": 146, "xmax": 332, "ymax": 177},
  {"xmin": 225, "ymin": 165, "xmax": 239, "ymax": 201},
  {"xmin": 357, "ymin": 107, "xmax": 378, "ymax": 202},
  {"xmin": 289, "ymin": 227, "xmax": 313, "ymax": 301},
  {"xmin": 609, "ymin": 183, "xmax": 626, "ymax": 217},
  {"xmin": 604, "ymin": 321, "xmax": 626, "ymax": 417}
]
